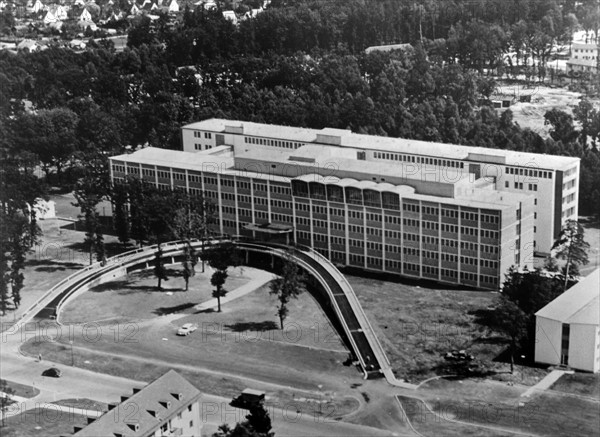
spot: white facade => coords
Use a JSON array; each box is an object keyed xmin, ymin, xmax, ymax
[
  {"xmin": 181, "ymin": 119, "xmax": 580, "ymax": 255},
  {"xmin": 567, "ymin": 43, "xmax": 599, "ymax": 73},
  {"xmin": 535, "ymin": 268, "xmax": 600, "ymax": 373}
]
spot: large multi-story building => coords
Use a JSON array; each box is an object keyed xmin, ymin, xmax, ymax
[{"xmin": 110, "ymin": 119, "xmax": 580, "ymax": 290}]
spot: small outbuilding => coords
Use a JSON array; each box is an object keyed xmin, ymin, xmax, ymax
[{"xmin": 535, "ymin": 268, "xmax": 599, "ymax": 373}]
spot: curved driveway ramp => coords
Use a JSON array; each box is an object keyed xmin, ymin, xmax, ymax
[{"xmin": 18, "ymin": 238, "xmax": 415, "ymax": 389}]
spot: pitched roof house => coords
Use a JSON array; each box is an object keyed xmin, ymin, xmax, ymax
[
  {"xmin": 78, "ymin": 7, "xmax": 91, "ymax": 21},
  {"xmin": 69, "ymin": 370, "xmax": 203, "ymax": 436}
]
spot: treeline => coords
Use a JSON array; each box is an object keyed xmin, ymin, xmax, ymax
[
  {"xmin": 1, "ymin": 41, "xmax": 599, "ymax": 214},
  {"xmin": 136, "ymin": 0, "xmax": 595, "ymax": 69},
  {"xmin": 0, "ymin": 160, "xmax": 46, "ymax": 315}
]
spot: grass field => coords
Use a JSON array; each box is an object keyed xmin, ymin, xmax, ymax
[
  {"xmin": 60, "ymin": 267, "xmax": 252, "ymax": 323},
  {"xmin": 415, "ymin": 378, "xmax": 600, "ymax": 437},
  {"xmin": 23, "ymin": 274, "xmax": 362, "ymax": 419},
  {"xmin": 1, "ymin": 408, "xmax": 88, "ymax": 437},
  {"xmin": 0, "ymin": 379, "xmax": 40, "ymax": 398},
  {"xmin": 348, "ymin": 274, "xmax": 503, "ymax": 381},
  {"xmin": 51, "ymin": 398, "xmax": 108, "ymax": 412},
  {"xmin": 550, "ymin": 373, "xmax": 600, "ymax": 399}
]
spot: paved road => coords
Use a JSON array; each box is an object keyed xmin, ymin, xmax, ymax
[{"xmin": 1, "ymin": 349, "xmax": 395, "ymax": 436}]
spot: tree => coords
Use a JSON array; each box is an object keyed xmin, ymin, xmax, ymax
[
  {"xmin": 552, "ymin": 220, "xmax": 590, "ymax": 291},
  {"xmin": 13, "ymin": 108, "xmax": 80, "ymax": 182},
  {"xmin": 181, "ymin": 243, "xmax": 198, "ymax": 291},
  {"xmin": 169, "ymin": 193, "xmax": 213, "ymax": 288},
  {"xmin": 201, "ymin": 242, "xmax": 239, "ymax": 312},
  {"xmin": 489, "ymin": 295, "xmax": 528, "ymax": 374},
  {"xmin": 213, "ymin": 403, "xmax": 274, "ymax": 437},
  {"xmin": 0, "ymin": 249, "xmax": 9, "ymax": 316},
  {"xmin": 269, "ymin": 251, "xmax": 306, "ymax": 329},
  {"xmin": 0, "ymin": 379, "xmax": 16, "ymax": 427},
  {"xmin": 544, "ymin": 109, "xmax": 578, "ymax": 144},
  {"xmin": 154, "ymin": 245, "xmax": 169, "ymax": 290},
  {"xmin": 112, "ymin": 182, "xmax": 130, "ymax": 247}
]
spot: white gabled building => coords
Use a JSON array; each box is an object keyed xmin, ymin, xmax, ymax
[
  {"xmin": 167, "ymin": 0, "xmax": 178, "ymax": 13},
  {"xmin": 535, "ymin": 268, "xmax": 600, "ymax": 373},
  {"xmin": 78, "ymin": 7, "xmax": 92, "ymax": 21}
]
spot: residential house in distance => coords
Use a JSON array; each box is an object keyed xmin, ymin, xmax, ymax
[
  {"xmin": 167, "ymin": 0, "xmax": 178, "ymax": 13},
  {"xmin": 365, "ymin": 43, "xmax": 414, "ymax": 55},
  {"xmin": 30, "ymin": 0, "xmax": 44, "ymax": 13},
  {"xmin": 67, "ymin": 370, "xmax": 203, "ymax": 436},
  {"xmin": 16, "ymin": 38, "xmax": 41, "ymax": 51},
  {"xmin": 43, "ymin": 4, "xmax": 68, "ymax": 22},
  {"xmin": 110, "ymin": 119, "xmax": 580, "ymax": 290},
  {"xmin": 567, "ymin": 42, "xmax": 599, "ymax": 74},
  {"xmin": 78, "ymin": 7, "xmax": 92, "ymax": 21},
  {"xmin": 535, "ymin": 268, "xmax": 600, "ymax": 373}
]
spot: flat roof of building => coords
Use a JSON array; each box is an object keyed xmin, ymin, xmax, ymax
[
  {"xmin": 183, "ymin": 119, "xmax": 580, "ymax": 170},
  {"xmin": 236, "ymin": 143, "xmax": 470, "ymax": 182},
  {"xmin": 112, "ymin": 147, "xmax": 530, "ymax": 211},
  {"xmin": 535, "ymin": 268, "xmax": 600, "ymax": 325},
  {"xmin": 73, "ymin": 370, "xmax": 201, "ymax": 436}
]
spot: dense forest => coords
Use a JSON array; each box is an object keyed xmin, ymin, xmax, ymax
[{"xmin": 1, "ymin": 0, "xmax": 599, "ymax": 213}]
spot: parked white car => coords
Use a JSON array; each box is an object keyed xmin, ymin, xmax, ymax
[{"xmin": 177, "ymin": 323, "xmax": 198, "ymax": 336}]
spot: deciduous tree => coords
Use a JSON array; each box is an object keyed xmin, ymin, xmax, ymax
[
  {"xmin": 201, "ymin": 242, "xmax": 239, "ymax": 312},
  {"xmin": 269, "ymin": 251, "xmax": 306, "ymax": 329}
]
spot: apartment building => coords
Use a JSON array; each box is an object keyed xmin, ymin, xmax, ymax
[
  {"xmin": 110, "ymin": 119, "xmax": 580, "ymax": 290},
  {"xmin": 68, "ymin": 370, "xmax": 202, "ymax": 437},
  {"xmin": 567, "ymin": 42, "xmax": 599, "ymax": 73}
]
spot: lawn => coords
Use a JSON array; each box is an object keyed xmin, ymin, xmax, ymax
[
  {"xmin": 416, "ymin": 378, "xmax": 600, "ymax": 437},
  {"xmin": 0, "ymin": 380, "xmax": 40, "ymax": 398},
  {"xmin": 23, "ymin": 277, "xmax": 362, "ymax": 420},
  {"xmin": 348, "ymin": 273, "xmax": 504, "ymax": 381},
  {"xmin": 60, "ymin": 267, "xmax": 252, "ymax": 324},
  {"xmin": 1, "ymin": 408, "xmax": 88, "ymax": 437},
  {"xmin": 549, "ymin": 373, "xmax": 600, "ymax": 399},
  {"xmin": 51, "ymin": 398, "xmax": 108, "ymax": 412}
]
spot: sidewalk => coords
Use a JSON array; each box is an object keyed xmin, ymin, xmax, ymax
[
  {"xmin": 194, "ymin": 268, "xmax": 274, "ymax": 312},
  {"xmin": 521, "ymin": 369, "xmax": 572, "ymax": 398}
]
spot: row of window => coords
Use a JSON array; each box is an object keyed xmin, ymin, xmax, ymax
[
  {"xmin": 193, "ymin": 131, "xmax": 212, "ymax": 139},
  {"xmin": 563, "ymin": 179, "xmax": 577, "ymax": 191},
  {"xmin": 367, "ymin": 242, "xmax": 382, "ymax": 251},
  {"xmin": 271, "ymin": 200, "xmax": 292, "ymax": 209},
  {"xmin": 244, "ymin": 136, "xmax": 303, "ymax": 149},
  {"xmin": 271, "ymin": 185, "xmax": 291, "ymax": 195},
  {"xmin": 373, "ymin": 151, "xmax": 465, "ymax": 169},
  {"xmin": 563, "ymin": 193, "xmax": 576, "ymax": 205},
  {"xmin": 562, "ymin": 207, "xmax": 576, "ymax": 218},
  {"xmin": 505, "ymin": 167, "xmax": 552, "ymax": 179}
]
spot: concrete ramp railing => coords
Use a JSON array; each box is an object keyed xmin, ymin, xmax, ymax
[{"xmin": 17, "ymin": 238, "xmax": 415, "ymax": 388}]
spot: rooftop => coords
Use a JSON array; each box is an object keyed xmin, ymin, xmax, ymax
[
  {"xmin": 113, "ymin": 146, "xmax": 531, "ymax": 211},
  {"xmin": 73, "ymin": 370, "xmax": 201, "ymax": 436},
  {"xmin": 535, "ymin": 268, "xmax": 600, "ymax": 325},
  {"xmin": 184, "ymin": 119, "xmax": 579, "ymax": 170}
]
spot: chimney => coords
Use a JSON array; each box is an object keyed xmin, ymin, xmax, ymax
[
  {"xmin": 120, "ymin": 396, "xmax": 129, "ymax": 402},
  {"xmin": 87, "ymin": 417, "xmax": 95, "ymax": 424},
  {"xmin": 170, "ymin": 393, "xmax": 183, "ymax": 401},
  {"xmin": 132, "ymin": 387, "xmax": 142, "ymax": 394},
  {"xmin": 107, "ymin": 403, "xmax": 118, "ymax": 411}
]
